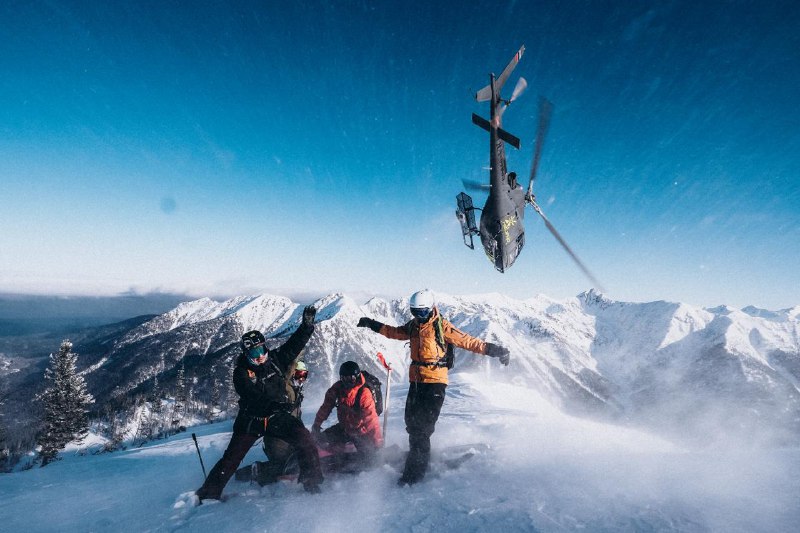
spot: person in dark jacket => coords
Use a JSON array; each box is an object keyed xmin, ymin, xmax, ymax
[
  {"xmin": 357, "ymin": 289, "xmax": 509, "ymax": 485},
  {"xmin": 195, "ymin": 306, "xmax": 323, "ymax": 500}
]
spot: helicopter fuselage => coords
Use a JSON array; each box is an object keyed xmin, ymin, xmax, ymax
[
  {"xmin": 478, "ymin": 77, "xmax": 526, "ymax": 273},
  {"xmin": 457, "ymin": 46, "xmax": 603, "ymax": 287}
]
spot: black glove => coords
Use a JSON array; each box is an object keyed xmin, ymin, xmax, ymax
[
  {"xmin": 357, "ymin": 317, "xmax": 383, "ymax": 333},
  {"xmin": 302, "ymin": 305, "xmax": 316, "ymax": 327},
  {"xmin": 485, "ymin": 342, "xmax": 510, "ymax": 366}
]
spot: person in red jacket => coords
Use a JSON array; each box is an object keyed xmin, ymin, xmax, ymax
[{"xmin": 312, "ymin": 361, "xmax": 383, "ymax": 466}]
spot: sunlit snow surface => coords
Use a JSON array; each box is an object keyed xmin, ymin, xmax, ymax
[{"xmin": 2, "ymin": 374, "xmax": 798, "ymax": 532}]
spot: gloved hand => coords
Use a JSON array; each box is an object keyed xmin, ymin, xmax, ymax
[
  {"xmin": 357, "ymin": 317, "xmax": 383, "ymax": 333},
  {"xmin": 485, "ymin": 342, "xmax": 510, "ymax": 366},
  {"xmin": 302, "ymin": 305, "xmax": 316, "ymax": 327}
]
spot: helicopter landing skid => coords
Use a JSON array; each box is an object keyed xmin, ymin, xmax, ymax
[{"xmin": 456, "ymin": 192, "xmax": 479, "ymax": 249}]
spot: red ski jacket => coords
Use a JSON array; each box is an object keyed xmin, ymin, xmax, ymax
[{"xmin": 313, "ymin": 373, "xmax": 383, "ymax": 447}]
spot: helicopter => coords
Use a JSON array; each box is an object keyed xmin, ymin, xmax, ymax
[{"xmin": 455, "ymin": 45, "xmax": 604, "ymax": 289}]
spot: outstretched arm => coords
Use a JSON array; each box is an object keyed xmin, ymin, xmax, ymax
[
  {"xmin": 444, "ymin": 321, "xmax": 510, "ymax": 365},
  {"xmin": 272, "ymin": 306, "xmax": 316, "ymax": 371},
  {"xmin": 356, "ymin": 317, "xmax": 412, "ymax": 341},
  {"xmin": 443, "ymin": 321, "xmax": 487, "ymax": 354}
]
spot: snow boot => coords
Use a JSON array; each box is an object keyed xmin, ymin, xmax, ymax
[
  {"xmin": 303, "ymin": 481, "xmax": 322, "ymax": 494},
  {"xmin": 195, "ymin": 484, "xmax": 222, "ymax": 502}
]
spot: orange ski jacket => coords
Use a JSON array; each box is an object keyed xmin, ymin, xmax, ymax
[{"xmin": 377, "ymin": 307, "xmax": 488, "ymax": 385}]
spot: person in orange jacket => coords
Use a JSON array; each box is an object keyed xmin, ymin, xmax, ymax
[
  {"xmin": 357, "ymin": 289, "xmax": 509, "ymax": 485},
  {"xmin": 312, "ymin": 361, "xmax": 383, "ymax": 466}
]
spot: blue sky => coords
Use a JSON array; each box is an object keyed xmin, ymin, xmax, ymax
[{"xmin": 1, "ymin": 1, "xmax": 799, "ymax": 309}]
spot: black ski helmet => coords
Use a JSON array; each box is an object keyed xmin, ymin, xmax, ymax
[
  {"xmin": 241, "ymin": 330, "xmax": 267, "ymax": 362},
  {"xmin": 339, "ymin": 360, "xmax": 360, "ymax": 377}
]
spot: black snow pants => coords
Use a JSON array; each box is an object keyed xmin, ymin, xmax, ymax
[
  {"xmin": 196, "ymin": 410, "xmax": 322, "ymax": 499},
  {"xmin": 401, "ymin": 382, "xmax": 446, "ymax": 483}
]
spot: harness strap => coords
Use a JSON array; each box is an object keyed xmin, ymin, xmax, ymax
[
  {"xmin": 245, "ymin": 413, "xmax": 271, "ymax": 435},
  {"xmin": 410, "ymin": 360, "xmax": 449, "ymax": 368}
]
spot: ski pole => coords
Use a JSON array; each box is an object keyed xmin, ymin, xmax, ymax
[
  {"xmin": 376, "ymin": 352, "xmax": 392, "ymax": 441},
  {"xmin": 191, "ymin": 433, "xmax": 207, "ymax": 480}
]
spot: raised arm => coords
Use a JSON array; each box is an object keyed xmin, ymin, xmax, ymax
[{"xmin": 272, "ymin": 306, "xmax": 316, "ymax": 371}]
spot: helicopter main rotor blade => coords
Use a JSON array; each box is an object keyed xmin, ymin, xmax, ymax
[
  {"xmin": 526, "ymin": 97, "xmax": 554, "ymax": 199},
  {"xmin": 529, "ymin": 199, "xmax": 606, "ymax": 292},
  {"xmin": 462, "ymin": 179, "xmax": 491, "ymax": 193}
]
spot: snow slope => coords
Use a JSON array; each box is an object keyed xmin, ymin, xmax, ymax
[{"xmin": 2, "ymin": 375, "xmax": 797, "ymax": 533}]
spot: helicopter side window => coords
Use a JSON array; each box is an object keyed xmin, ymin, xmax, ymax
[{"xmin": 507, "ymin": 172, "xmax": 517, "ymax": 188}]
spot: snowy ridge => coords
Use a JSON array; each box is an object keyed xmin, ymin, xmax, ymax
[
  {"xmin": 78, "ymin": 290, "xmax": 800, "ymax": 444},
  {"xmin": 3, "ymin": 292, "xmax": 800, "ymax": 532}
]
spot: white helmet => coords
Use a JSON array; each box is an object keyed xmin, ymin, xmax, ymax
[{"xmin": 409, "ymin": 289, "xmax": 435, "ymax": 310}]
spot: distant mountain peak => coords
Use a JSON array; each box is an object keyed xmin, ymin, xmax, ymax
[{"xmin": 578, "ymin": 288, "xmax": 613, "ymax": 309}]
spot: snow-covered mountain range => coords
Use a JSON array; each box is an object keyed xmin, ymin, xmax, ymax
[
  {"xmin": 4, "ymin": 290, "xmax": 800, "ymax": 531},
  {"xmin": 68, "ymin": 290, "xmax": 800, "ymax": 446}
]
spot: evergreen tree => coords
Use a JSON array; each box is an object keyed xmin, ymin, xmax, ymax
[
  {"xmin": 208, "ymin": 375, "xmax": 222, "ymax": 421},
  {"xmin": 225, "ymin": 356, "xmax": 237, "ymax": 412},
  {"xmin": 101, "ymin": 403, "xmax": 126, "ymax": 452},
  {"xmin": 36, "ymin": 340, "xmax": 95, "ymax": 466},
  {"xmin": 149, "ymin": 375, "xmax": 162, "ymax": 415},
  {"xmin": 132, "ymin": 394, "xmax": 149, "ymax": 446},
  {"xmin": 171, "ymin": 361, "xmax": 186, "ymax": 426},
  {"xmin": 187, "ymin": 373, "xmax": 195, "ymax": 416},
  {"xmin": 147, "ymin": 375, "xmax": 163, "ymax": 438}
]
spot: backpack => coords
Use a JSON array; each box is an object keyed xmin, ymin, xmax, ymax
[
  {"xmin": 406, "ymin": 315, "xmax": 455, "ymax": 369},
  {"xmin": 354, "ymin": 370, "xmax": 383, "ymax": 415}
]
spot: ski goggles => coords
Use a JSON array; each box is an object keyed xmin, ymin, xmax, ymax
[
  {"xmin": 410, "ymin": 307, "xmax": 432, "ymax": 320},
  {"xmin": 340, "ymin": 373, "xmax": 360, "ymax": 387},
  {"xmin": 293, "ymin": 369, "xmax": 308, "ymax": 381},
  {"xmin": 246, "ymin": 344, "xmax": 267, "ymax": 362}
]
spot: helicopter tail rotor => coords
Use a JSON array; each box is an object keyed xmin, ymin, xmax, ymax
[
  {"xmin": 497, "ymin": 77, "xmax": 528, "ymax": 119},
  {"xmin": 509, "ymin": 77, "xmax": 528, "ymax": 103}
]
